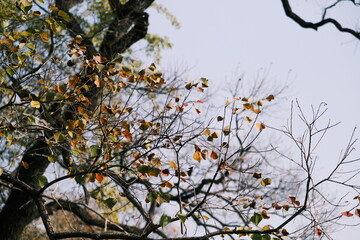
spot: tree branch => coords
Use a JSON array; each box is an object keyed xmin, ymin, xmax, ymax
[{"xmin": 281, "ymin": 0, "xmax": 360, "ymax": 40}]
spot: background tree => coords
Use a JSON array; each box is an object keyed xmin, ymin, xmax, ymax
[{"xmin": 0, "ymin": 1, "xmax": 359, "ymax": 240}]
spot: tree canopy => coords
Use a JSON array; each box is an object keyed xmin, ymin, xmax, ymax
[{"xmin": 0, "ymin": 1, "xmax": 359, "ymax": 240}]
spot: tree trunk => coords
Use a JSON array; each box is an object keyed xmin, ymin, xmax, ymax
[{"xmin": 0, "ymin": 140, "xmax": 50, "ymax": 240}]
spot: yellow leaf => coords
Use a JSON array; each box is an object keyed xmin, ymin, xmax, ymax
[
  {"xmin": 203, "ymin": 129, "xmax": 211, "ymax": 135},
  {"xmin": 245, "ymin": 116, "xmax": 252, "ymax": 123},
  {"xmin": 35, "ymin": 57, "xmax": 42, "ymax": 63},
  {"xmin": 30, "ymin": 100, "xmax": 41, "ymax": 108},
  {"xmin": 256, "ymin": 122, "xmax": 266, "ymax": 131},
  {"xmin": 225, "ymin": 99, "xmax": 232, "ymax": 107},
  {"xmin": 40, "ymin": 32, "xmax": 49, "ymax": 42},
  {"xmin": 193, "ymin": 151, "xmax": 202, "ymax": 162},
  {"xmin": 263, "ymin": 225, "xmax": 271, "ymax": 230},
  {"xmin": 169, "ymin": 161, "xmax": 177, "ymax": 169},
  {"xmin": 151, "ymin": 158, "xmax": 162, "ymax": 166},
  {"xmin": 49, "ymin": 5, "xmax": 58, "ymax": 11}
]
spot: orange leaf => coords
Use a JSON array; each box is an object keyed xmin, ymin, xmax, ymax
[
  {"xmin": 93, "ymin": 55, "xmax": 107, "ymax": 63},
  {"xmin": 341, "ymin": 211, "xmax": 353, "ymax": 217},
  {"xmin": 210, "ymin": 151, "xmax": 218, "ymax": 160},
  {"xmin": 193, "ymin": 151, "xmax": 202, "ymax": 162},
  {"xmin": 95, "ymin": 173, "xmax": 104, "ymax": 183},
  {"xmin": 123, "ymin": 130, "xmax": 133, "ymax": 141},
  {"xmin": 256, "ymin": 123, "xmax": 266, "ymax": 131},
  {"xmin": 196, "ymin": 100, "xmax": 203, "ymax": 103},
  {"xmin": 22, "ymin": 161, "xmax": 29, "ymax": 169},
  {"xmin": 315, "ymin": 228, "xmax": 322, "ymax": 237}
]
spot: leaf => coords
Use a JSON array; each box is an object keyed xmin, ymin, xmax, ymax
[
  {"xmin": 223, "ymin": 125, "xmax": 230, "ymax": 136},
  {"xmin": 177, "ymin": 213, "xmax": 187, "ymax": 223},
  {"xmin": 210, "ymin": 151, "xmax": 218, "ymax": 159},
  {"xmin": 40, "ymin": 32, "xmax": 49, "ymax": 42},
  {"xmin": 0, "ymin": 167, "xmax": 3, "ymax": 176},
  {"xmin": 53, "ymin": 132, "xmax": 65, "ymax": 143},
  {"xmin": 22, "ymin": 161, "xmax": 29, "ymax": 169},
  {"xmin": 47, "ymin": 155, "xmax": 57, "ymax": 163},
  {"xmin": 137, "ymin": 165, "xmax": 151, "ymax": 175},
  {"xmin": 287, "ymin": 196, "xmax": 296, "ymax": 203},
  {"xmin": 225, "ymin": 99, "xmax": 232, "ymax": 107},
  {"xmin": 103, "ymin": 198, "xmax": 116, "ymax": 210},
  {"xmin": 58, "ymin": 10, "xmax": 71, "ymax": 22},
  {"xmin": 203, "ymin": 129, "xmax": 211, "ymax": 135},
  {"xmin": 315, "ymin": 228, "xmax": 323, "ymax": 237},
  {"xmin": 355, "ymin": 209, "xmax": 360, "ymax": 217},
  {"xmin": 341, "ymin": 211, "xmax": 353, "ymax": 217},
  {"xmin": 193, "ymin": 151, "xmax": 202, "ymax": 162},
  {"xmin": 266, "ymin": 94, "xmax": 275, "ymax": 102},
  {"xmin": 95, "ymin": 173, "xmax": 104, "ymax": 183},
  {"xmin": 245, "ymin": 116, "xmax": 252, "ymax": 123},
  {"xmin": 253, "ymin": 172, "xmax": 262, "ymax": 179},
  {"xmin": 169, "ymin": 161, "xmax": 177, "ymax": 169},
  {"xmin": 93, "ymin": 55, "xmax": 107, "ymax": 64},
  {"xmin": 250, "ymin": 213, "xmax": 263, "ymax": 226},
  {"xmin": 251, "ymin": 234, "xmax": 262, "ymax": 240},
  {"xmin": 260, "ymin": 178, "xmax": 272, "ymax": 187},
  {"xmin": 5, "ymin": 67, "xmax": 15, "ymax": 77},
  {"xmin": 90, "ymin": 145, "xmax": 101, "ymax": 158},
  {"xmin": 159, "ymin": 214, "xmax": 171, "ymax": 227},
  {"xmin": 256, "ymin": 122, "xmax": 266, "ymax": 131},
  {"xmin": 38, "ymin": 175, "xmax": 48, "ymax": 187},
  {"xmin": 157, "ymin": 191, "xmax": 171, "ymax": 204},
  {"xmin": 30, "ymin": 100, "xmax": 41, "ymax": 109},
  {"xmin": 146, "ymin": 191, "xmax": 158, "ymax": 203},
  {"xmin": 281, "ymin": 228, "xmax": 289, "ymax": 236},
  {"xmin": 217, "ymin": 116, "xmax": 224, "ymax": 121}
]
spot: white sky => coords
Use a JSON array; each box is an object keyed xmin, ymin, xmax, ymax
[{"xmin": 146, "ymin": 0, "xmax": 360, "ymax": 239}]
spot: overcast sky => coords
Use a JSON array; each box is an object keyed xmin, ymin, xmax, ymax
[{"xmin": 145, "ymin": 1, "xmax": 360, "ymax": 239}]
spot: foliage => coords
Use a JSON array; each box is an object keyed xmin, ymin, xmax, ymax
[{"xmin": 0, "ymin": 1, "xmax": 359, "ymax": 240}]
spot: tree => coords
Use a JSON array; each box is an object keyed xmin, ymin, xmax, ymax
[
  {"xmin": 281, "ymin": 0, "xmax": 360, "ymax": 40},
  {"xmin": 0, "ymin": 1, "xmax": 359, "ymax": 240}
]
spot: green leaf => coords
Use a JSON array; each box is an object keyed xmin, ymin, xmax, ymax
[
  {"xmin": 89, "ymin": 145, "xmax": 101, "ymax": 158},
  {"xmin": 260, "ymin": 178, "xmax": 272, "ymax": 187},
  {"xmin": 177, "ymin": 213, "xmax": 187, "ymax": 223},
  {"xmin": 251, "ymin": 234, "xmax": 262, "ymax": 240},
  {"xmin": 75, "ymin": 174, "xmax": 86, "ymax": 184},
  {"xmin": 146, "ymin": 191, "xmax": 158, "ymax": 203},
  {"xmin": 5, "ymin": 67, "xmax": 15, "ymax": 77},
  {"xmin": 250, "ymin": 213, "xmax": 263, "ymax": 226},
  {"xmin": 159, "ymin": 214, "xmax": 171, "ymax": 227},
  {"xmin": 158, "ymin": 191, "xmax": 171, "ymax": 203},
  {"xmin": 261, "ymin": 235, "xmax": 271, "ymax": 240},
  {"xmin": 138, "ymin": 165, "xmax": 151, "ymax": 174},
  {"xmin": 103, "ymin": 197, "xmax": 117, "ymax": 210},
  {"xmin": 58, "ymin": 10, "xmax": 70, "ymax": 22},
  {"xmin": 38, "ymin": 175, "xmax": 48, "ymax": 187}
]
